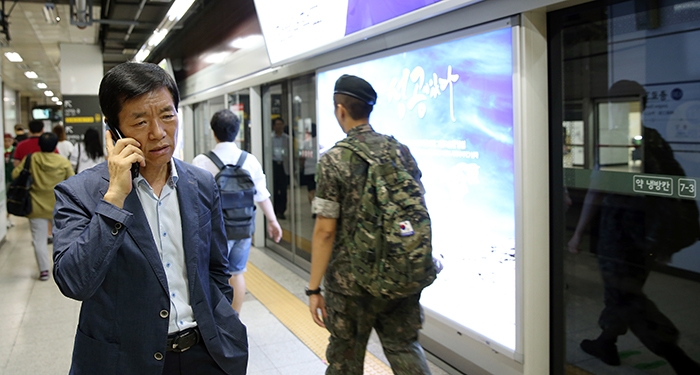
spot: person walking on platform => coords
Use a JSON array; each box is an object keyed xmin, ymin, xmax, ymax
[
  {"xmin": 53, "ymin": 124, "xmax": 75, "ymax": 159},
  {"xmin": 13, "ymin": 124, "xmax": 28, "ymax": 146},
  {"xmin": 271, "ymin": 117, "xmax": 290, "ymax": 219},
  {"xmin": 52, "ymin": 62, "xmax": 248, "ymax": 375},
  {"xmin": 5, "ymin": 133, "xmax": 15, "ymax": 228},
  {"xmin": 70, "ymin": 127, "xmax": 106, "ymax": 173},
  {"xmin": 13, "ymin": 119, "xmax": 55, "ymax": 168},
  {"xmin": 13, "ymin": 132, "xmax": 74, "ymax": 280},
  {"xmin": 193, "ymin": 109, "xmax": 282, "ymax": 313},
  {"xmin": 308, "ymin": 74, "xmax": 433, "ymax": 375}
]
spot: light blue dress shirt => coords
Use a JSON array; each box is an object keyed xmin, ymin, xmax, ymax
[{"xmin": 134, "ymin": 162, "xmax": 196, "ymax": 334}]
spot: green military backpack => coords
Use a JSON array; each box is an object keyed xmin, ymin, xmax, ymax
[{"xmin": 336, "ymin": 136, "xmax": 436, "ymax": 299}]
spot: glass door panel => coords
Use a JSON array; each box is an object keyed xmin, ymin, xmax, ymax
[
  {"xmin": 262, "ymin": 76, "xmax": 316, "ymax": 271},
  {"xmin": 227, "ymin": 90, "xmax": 252, "ymax": 152},
  {"xmin": 291, "ymin": 75, "xmax": 317, "ymax": 265},
  {"xmin": 263, "ymin": 82, "xmax": 295, "ymax": 260},
  {"xmin": 549, "ymin": 2, "xmax": 700, "ymax": 374}
]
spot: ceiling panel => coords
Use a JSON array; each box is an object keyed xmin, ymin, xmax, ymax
[{"xmin": 0, "ymin": 0, "xmax": 208, "ymax": 106}]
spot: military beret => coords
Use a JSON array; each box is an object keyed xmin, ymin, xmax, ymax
[{"xmin": 334, "ymin": 74, "xmax": 377, "ymax": 105}]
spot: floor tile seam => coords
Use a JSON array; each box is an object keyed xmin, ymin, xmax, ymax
[{"xmin": 246, "ymin": 262, "xmax": 393, "ymax": 374}]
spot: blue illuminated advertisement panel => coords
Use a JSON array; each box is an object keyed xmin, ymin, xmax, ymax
[{"xmin": 317, "ymin": 26, "xmax": 516, "ymax": 351}]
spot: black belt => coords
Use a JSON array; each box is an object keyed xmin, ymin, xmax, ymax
[{"xmin": 166, "ymin": 327, "xmax": 200, "ymax": 352}]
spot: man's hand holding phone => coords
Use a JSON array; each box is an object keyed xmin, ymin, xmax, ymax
[{"xmin": 104, "ymin": 129, "xmax": 145, "ymax": 209}]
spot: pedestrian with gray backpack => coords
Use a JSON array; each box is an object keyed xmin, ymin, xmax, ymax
[{"xmin": 193, "ymin": 109, "xmax": 282, "ymax": 313}]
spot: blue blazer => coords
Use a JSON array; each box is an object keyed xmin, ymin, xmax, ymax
[{"xmin": 53, "ymin": 159, "xmax": 247, "ymax": 375}]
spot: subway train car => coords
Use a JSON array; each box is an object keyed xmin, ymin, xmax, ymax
[{"xmin": 1, "ymin": 0, "xmax": 700, "ymax": 374}]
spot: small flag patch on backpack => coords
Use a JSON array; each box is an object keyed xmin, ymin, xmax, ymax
[{"xmin": 399, "ymin": 221, "xmax": 414, "ymax": 236}]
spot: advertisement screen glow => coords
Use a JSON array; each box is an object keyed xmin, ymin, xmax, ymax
[
  {"xmin": 317, "ymin": 27, "xmax": 516, "ymax": 350},
  {"xmin": 254, "ymin": 0, "xmax": 447, "ymax": 65}
]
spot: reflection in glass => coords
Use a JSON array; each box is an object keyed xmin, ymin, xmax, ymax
[{"xmin": 552, "ymin": 1, "xmax": 700, "ymax": 374}]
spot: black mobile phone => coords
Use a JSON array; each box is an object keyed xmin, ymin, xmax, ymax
[{"xmin": 108, "ymin": 125, "xmax": 140, "ymax": 179}]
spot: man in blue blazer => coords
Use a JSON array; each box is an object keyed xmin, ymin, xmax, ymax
[{"xmin": 53, "ymin": 62, "xmax": 247, "ymax": 374}]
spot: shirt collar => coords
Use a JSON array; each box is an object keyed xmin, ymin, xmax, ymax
[
  {"xmin": 134, "ymin": 160, "xmax": 179, "ymax": 190},
  {"xmin": 213, "ymin": 141, "xmax": 240, "ymax": 153},
  {"xmin": 346, "ymin": 124, "xmax": 374, "ymax": 137}
]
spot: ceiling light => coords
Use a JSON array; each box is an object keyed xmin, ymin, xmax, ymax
[
  {"xmin": 37, "ymin": 83, "xmax": 48, "ymax": 89},
  {"xmin": 42, "ymin": 3, "xmax": 59, "ymax": 25},
  {"xmin": 51, "ymin": 97, "xmax": 59, "ymax": 102},
  {"xmin": 166, "ymin": 0, "xmax": 195, "ymax": 21},
  {"xmin": 134, "ymin": 49, "xmax": 151, "ymax": 62},
  {"xmin": 203, "ymin": 52, "xmax": 230, "ymax": 64},
  {"xmin": 24, "ymin": 71, "xmax": 39, "ymax": 79},
  {"xmin": 147, "ymin": 29, "xmax": 169, "ymax": 47},
  {"xmin": 230, "ymin": 35, "xmax": 265, "ymax": 50},
  {"xmin": 44, "ymin": 90, "xmax": 54, "ymax": 97},
  {"xmin": 134, "ymin": 0, "xmax": 194, "ymax": 63},
  {"xmin": 56, "ymin": 101, "xmax": 63, "ymax": 105},
  {"xmin": 4, "ymin": 52, "xmax": 23, "ymax": 62}
]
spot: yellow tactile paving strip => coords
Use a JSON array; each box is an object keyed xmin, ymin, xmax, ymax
[{"xmin": 246, "ymin": 262, "xmax": 393, "ymax": 375}]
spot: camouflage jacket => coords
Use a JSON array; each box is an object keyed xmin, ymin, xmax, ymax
[{"xmin": 312, "ymin": 124, "xmax": 423, "ymax": 296}]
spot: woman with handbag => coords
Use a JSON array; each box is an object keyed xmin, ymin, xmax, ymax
[{"xmin": 12, "ymin": 132, "xmax": 74, "ymax": 280}]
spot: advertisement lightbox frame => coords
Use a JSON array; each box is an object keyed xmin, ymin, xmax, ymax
[{"xmin": 314, "ymin": 16, "xmax": 524, "ymax": 364}]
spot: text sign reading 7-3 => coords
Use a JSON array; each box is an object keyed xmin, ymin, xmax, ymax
[
  {"xmin": 679, "ymin": 178, "xmax": 697, "ymax": 198},
  {"xmin": 633, "ymin": 175, "xmax": 673, "ymax": 196}
]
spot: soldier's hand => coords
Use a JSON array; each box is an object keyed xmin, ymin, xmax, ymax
[{"xmin": 309, "ymin": 294, "xmax": 326, "ymax": 328}]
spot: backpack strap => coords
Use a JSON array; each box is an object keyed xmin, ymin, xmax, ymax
[
  {"xmin": 204, "ymin": 151, "xmax": 225, "ymax": 171},
  {"xmin": 24, "ymin": 153, "xmax": 32, "ymax": 171},
  {"xmin": 337, "ymin": 136, "xmax": 397, "ymax": 164},
  {"xmin": 235, "ymin": 151, "xmax": 248, "ymax": 168}
]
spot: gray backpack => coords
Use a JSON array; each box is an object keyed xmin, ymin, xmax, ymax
[{"xmin": 205, "ymin": 151, "xmax": 256, "ymax": 240}]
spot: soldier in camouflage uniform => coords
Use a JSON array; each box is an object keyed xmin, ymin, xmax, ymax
[{"xmin": 307, "ymin": 74, "xmax": 432, "ymax": 375}]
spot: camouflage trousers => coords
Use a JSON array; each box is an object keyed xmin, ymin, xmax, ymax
[{"xmin": 323, "ymin": 290, "xmax": 432, "ymax": 375}]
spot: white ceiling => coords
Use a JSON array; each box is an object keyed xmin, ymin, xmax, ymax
[{"xmin": 1, "ymin": 3, "xmax": 100, "ymax": 104}]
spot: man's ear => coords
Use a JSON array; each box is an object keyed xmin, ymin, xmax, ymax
[{"xmin": 336, "ymin": 103, "xmax": 346, "ymax": 122}]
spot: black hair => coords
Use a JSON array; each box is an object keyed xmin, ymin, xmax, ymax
[
  {"xmin": 210, "ymin": 109, "xmax": 240, "ymax": 142},
  {"xmin": 272, "ymin": 118, "xmax": 285, "ymax": 127},
  {"xmin": 333, "ymin": 94, "xmax": 373, "ymax": 121},
  {"xmin": 83, "ymin": 128, "xmax": 103, "ymax": 160},
  {"xmin": 39, "ymin": 132, "xmax": 58, "ymax": 152},
  {"xmin": 98, "ymin": 62, "xmax": 179, "ymax": 129},
  {"xmin": 28, "ymin": 120, "xmax": 44, "ymax": 133}
]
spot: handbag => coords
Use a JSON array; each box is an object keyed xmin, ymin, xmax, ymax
[{"xmin": 7, "ymin": 153, "xmax": 33, "ymax": 216}]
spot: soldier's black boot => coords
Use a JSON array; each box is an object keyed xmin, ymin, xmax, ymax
[{"xmin": 580, "ymin": 338, "xmax": 620, "ymax": 366}]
